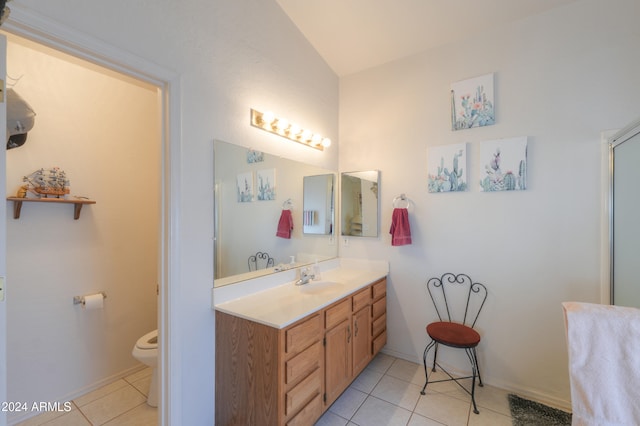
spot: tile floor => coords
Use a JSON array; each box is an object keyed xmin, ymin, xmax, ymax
[
  {"xmin": 17, "ymin": 353, "xmax": 513, "ymax": 426},
  {"xmin": 316, "ymin": 353, "xmax": 513, "ymax": 426},
  {"xmin": 15, "ymin": 367, "xmax": 156, "ymax": 426}
]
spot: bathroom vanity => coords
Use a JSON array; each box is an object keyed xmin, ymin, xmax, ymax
[{"xmin": 215, "ymin": 266, "xmax": 387, "ymax": 425}]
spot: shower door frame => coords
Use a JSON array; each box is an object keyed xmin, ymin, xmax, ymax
[{"xmin": 607, "ymin": 118, "xmax": 640, "ymax": 307}]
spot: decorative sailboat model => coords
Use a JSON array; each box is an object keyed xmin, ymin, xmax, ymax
[{"xmin": 23, "ymin": 167, "xmax": 70, "ymax": 198}]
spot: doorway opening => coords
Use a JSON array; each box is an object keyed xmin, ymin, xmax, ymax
[{"xmin": 1, "ymin": 16, "xmax": 175, "ymax": 425}]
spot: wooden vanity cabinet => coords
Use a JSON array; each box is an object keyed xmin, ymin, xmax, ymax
[
  {"xmin": 323, "ymin": 299, "xmax": 352, "ymax": 407},
  {"xmin": 215, "ymin": 277, "xmax": 387, "ymax": 426}
]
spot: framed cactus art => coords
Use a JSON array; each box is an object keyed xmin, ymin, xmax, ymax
[
  {"xmin": 479, "ymin": 137, "xmax": 528, "ymax": 192},
  {"xmin": 427, "ymin": 143, "xmax": 468, "ymax": 193},
  {"xmin": 451, "ymin": 73, "xmax": 495, "ymax": 131}
]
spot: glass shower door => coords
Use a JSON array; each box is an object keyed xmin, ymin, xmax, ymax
[{"xmin": 612, "ymin": 124, "xmax": 640, "ymax": 308}]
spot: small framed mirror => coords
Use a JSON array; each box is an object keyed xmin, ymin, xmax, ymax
[
  {"xmin": 303, "ymin": 174, "xmax": 335, "ymax": 235},
  {"xmin": 341, "ymin": 170, "xmax": 380, "ymax": 237}
]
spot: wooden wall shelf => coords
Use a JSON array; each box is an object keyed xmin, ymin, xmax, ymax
[{"xmin": 7, "ymin": 197, "xmax": 96, "ymax": 220}]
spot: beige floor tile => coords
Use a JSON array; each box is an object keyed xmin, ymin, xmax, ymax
[
  {"xmin": 15, "ymin": 411, "xmax": 65, "ymax": 426},
  {"xmin": 15, "ymin": 403, "xmax": 79, "ymax": 426},
  {"xmin": 130, "ymin": 375, "xmax": 151, "ymax": 397},
  {"xmin": 473, "ymin": 384, "xmax": 511, "ymax": 416},
  {"xmin": 124, "ymin": 366, "xmax": 152, "ymax": 384},
  {"xmin": 73, "ymin": 379, "xmax": 129, "ymax": 407},
  {"xmin": 40, "ymin": 410, "xmax": 90, "ymax": 426},
  {"xmin": 314, "ymin": 410, "xmax": 349, "ymax": 426},
  {"xmin": 414, "ymin": 392, "xmax": 471, "ymax": 426},
  {"xmin": 102, "ymin": 402, "xmax": 157, "ymax": 426},
  {"xmin": 328, "ymin": 387, "xmax": 368, "ymax": 420},
  {"xmin": 351, "ymin": 396, "xmax": 412, "ymax": 426},
  {"xmin": 387, "ymin": 358, "xmax": 426, "ymax": 387},
  {"xmin": 424, "ymin": 370, "xmax": 473, "ymax": 399},
  {"xmin": 350, "ymin": 367, "xmax": 384, "ymax": 394},
  {"xmin": 367, "ymin": 353, "xmax": 395, "ymax": 374},
  {"xmin": 79, "ymin": 385, "xmax": 146, "ymax": 425},
  {"xmin": 371, "ymin": 375, "xmax": 422, "ymax": 411},
  {"xmin": 407, "ymin": 412, "xmax": 447, "ymax": 425},
  {"xmin": 466, "ymin": 407, "xmax": 512, "ymax": 426}
]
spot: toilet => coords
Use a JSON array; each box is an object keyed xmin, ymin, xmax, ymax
[{"xmin": 132, "ymin": 329, "xmax": 159, "ymax": 407}]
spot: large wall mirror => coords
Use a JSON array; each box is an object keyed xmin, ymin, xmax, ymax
[
  {"xmin": 341, "ymin": 170, "xmax": 380, "ymax": 237},
  {"xmin": 214, "ymin": 139, "xmax": 337, "ymax": 287}
]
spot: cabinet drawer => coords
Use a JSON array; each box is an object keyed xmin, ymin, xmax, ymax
[
  {"xmin": 372, "ymin": 330, "xmax": 387, "ymax": 354},
  {"xmin": 286, "ymin": 314, "xmax": 321, "ymax": 354},
  {"xmin": 286, "ymin": 393, "xmax": 322, "ymax": 426},
  {"xmin": 286, "ymin": 341, "xmax": 321, "ymax": 385},
  {"xmin": 325, "ymin": 299, "xmax": 350, "ymax": 329},
  {"xmin": 372, "ymin": 279, "xmax": 386, "ymax": 300},
  {"xmin": 352, "ymin": 287, "xmax": 371, "ymax": 312},
  {"xmin": 285, "ymin": 368, "xmax": 321, "ymax": 416},
  {"xmin": 372, "ymin": 313, "xmax": 386, "ymax": 338},
  {"xmin": 372, "ymin": 296, "xmax": 386, "ymax": 319}
]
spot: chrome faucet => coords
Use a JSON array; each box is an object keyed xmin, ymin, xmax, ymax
[{"xmin": 295, "ymin": 267, "xmax": 315, "ymax": 286}]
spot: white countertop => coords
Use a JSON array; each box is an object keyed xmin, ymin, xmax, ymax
[{"xmin": 214, "ymin": 265, "xmax": 388, "ymax": 329}]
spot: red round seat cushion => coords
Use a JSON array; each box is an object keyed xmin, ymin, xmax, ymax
[{"xmin": 427, "ymin": 321, "xmax": 480, "ymax": 348}]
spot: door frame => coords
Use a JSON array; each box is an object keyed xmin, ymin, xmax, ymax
[{"xmin": 1, "ymin": 6, "xmax": 182, "ymax": 425}]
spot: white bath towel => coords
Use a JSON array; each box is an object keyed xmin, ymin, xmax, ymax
[{"xmin": 562, "ymin": 302, "xmax": 640, "ymax": 426}]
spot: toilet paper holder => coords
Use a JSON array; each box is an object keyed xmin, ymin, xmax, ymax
[{"xmin": 73, "ymin": 291, "xmax": 107, "ymax": 305}]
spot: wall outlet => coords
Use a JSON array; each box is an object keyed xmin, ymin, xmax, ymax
[{"xmin": 0, "ymin": 276, "xmax": 5, "ymax": 302}]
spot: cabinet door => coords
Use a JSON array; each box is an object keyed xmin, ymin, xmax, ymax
[
  {"xmin": 324, "ymin": 319, "xmax": 352, "ymax": 406},
  {"xmin": 352, "ymin": 306, "xmax": 371, "ymax": 376}
]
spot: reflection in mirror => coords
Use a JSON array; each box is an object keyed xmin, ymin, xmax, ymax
[
  {"xmin": 214, "ymin": 140, "xmax": 337, "ymax": 287},
  {"xmin": 341, "ymin": 171, "xmax": 380, "ymax": 237},
  {"xmin": 303, "ymin": 174, "xmax": 335, "ymax": 235}
]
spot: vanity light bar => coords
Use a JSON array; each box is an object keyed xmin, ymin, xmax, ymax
[{"xmin": 250, "ymin": 108, "xmax": 331, "ymax": 151}]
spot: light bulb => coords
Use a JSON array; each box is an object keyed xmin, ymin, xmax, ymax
[
  {"xmin": 261, "ymin": 111, "xmax": 275, "ymax": 125},
  {"xmin": 311, "ymin": 134, "xmax": 322, "ymax": 146},
  {"xmin": 289, "ymin": 124, "xmax": 301, "ymax": 137},
  {"xmin": 276, "ymin": 118, "xmax": 289, "ymax": 132},
  {"xmin": 301, "ymin": 129, "xmax": 312, "ymax": 142},
  {"xmin": 321, "ymin": 138, "xmax": 332, "ymax": 148}
]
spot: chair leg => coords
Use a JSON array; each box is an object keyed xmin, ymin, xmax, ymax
[
  {"xmin": 472, "ymin": 347, "xmax": 483, "ymax": 387},
  {"xmin": 420, "ymin": 340, "xmax": 436, "ymax": 395},
  {"xmin": 431, "ymin": 342, "xmax": 439, "ymax": 372},
  {"xmin": 465, "ymin": 348, "xmax": 480, "ymax": 414}
]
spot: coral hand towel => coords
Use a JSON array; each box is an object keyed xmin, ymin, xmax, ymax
[
  {"xmin": 276, "ymin": 209, "xmax": 293, "ymax": 239},
  {"xmin": 390, "ymin": 208, "xmax": 412, "ymax": 246}
]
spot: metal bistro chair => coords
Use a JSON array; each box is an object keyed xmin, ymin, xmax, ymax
[
  {"xmin": 248, "ymin": 251, "xmax": 275, "ymax": 271},
  {"xmin": 420, "ymin": 273, "xmax": 488, "ymax": 414}
]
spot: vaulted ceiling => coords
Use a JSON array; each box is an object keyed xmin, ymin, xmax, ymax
[{"xmin": 276, "ymin": 0, "xmax": 579, "ymax": 76}]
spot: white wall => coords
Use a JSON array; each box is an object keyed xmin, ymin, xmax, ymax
[
  {"xmin": 8, "ymin": 1, "xmax": 339, "ymax": 423},
  {"xmin": 4, "ymin": 36, "xmax": 159, "ymax": 414},
  {"xmin": 339, "ymin": 0, "xmax": 640, "ymax": 407}
]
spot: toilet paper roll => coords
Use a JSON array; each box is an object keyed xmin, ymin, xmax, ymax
[{"xmin": 83, "ymin": 293, "xmax": 104, "ymax": 310}]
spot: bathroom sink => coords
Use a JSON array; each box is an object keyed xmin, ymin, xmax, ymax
[{"xmin": 298, "ymin": 281, "xmax": 345, "ymax": 295}]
